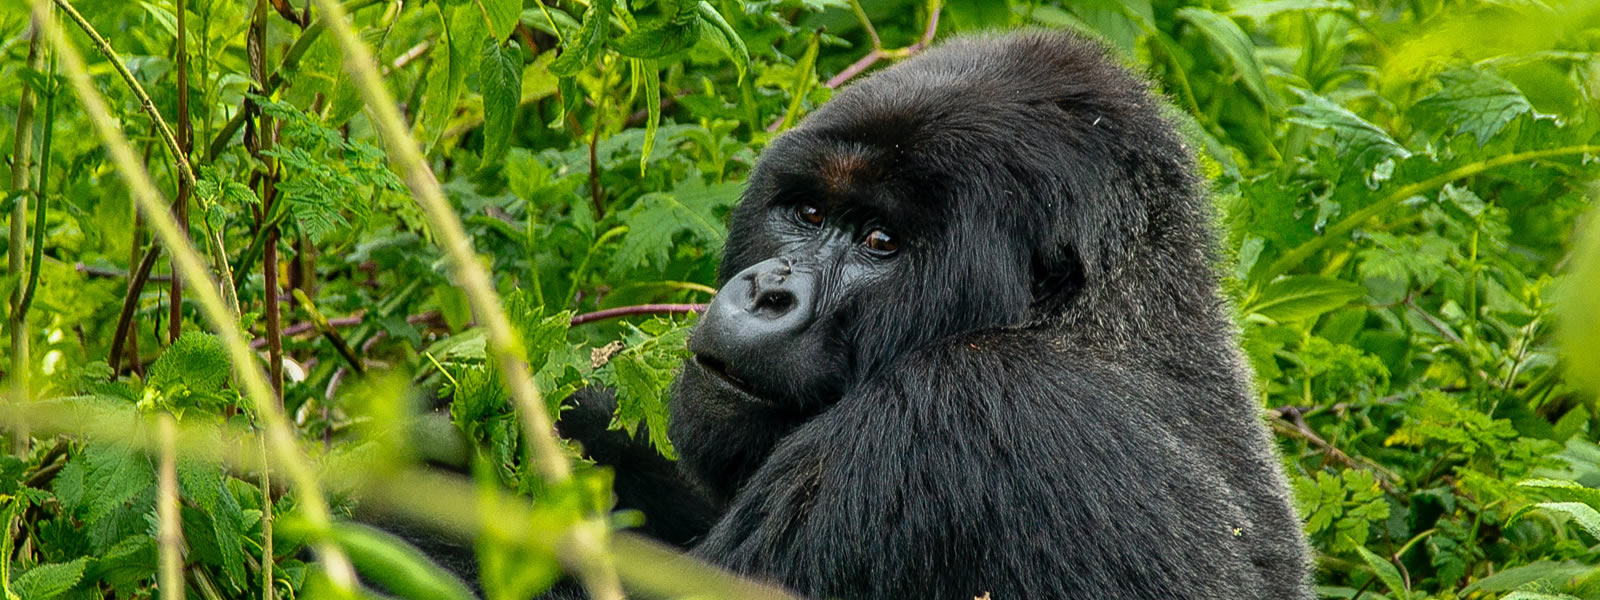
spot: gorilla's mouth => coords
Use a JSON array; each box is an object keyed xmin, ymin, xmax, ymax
[{"xmin": 694, "ymin": 355, "xmax": 762, "ymax": 399}]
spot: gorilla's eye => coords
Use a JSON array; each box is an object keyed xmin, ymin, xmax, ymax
[
  {"xmin": 796, "ymin": 204, "xmax": 825, "ymax": 226},
  {"xmin": 863, "ymin": 229, "xmax": 898, "ymax": 254}
]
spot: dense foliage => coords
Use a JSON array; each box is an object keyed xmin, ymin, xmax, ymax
[{"xmin": 4, "ymin": 0, "xmax": 1600, "ymax": 598}]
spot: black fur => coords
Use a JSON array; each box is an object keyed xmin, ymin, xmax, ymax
[{"xmin": 563, "ymin": 31, "xmax": 1313, "ymax": 599}]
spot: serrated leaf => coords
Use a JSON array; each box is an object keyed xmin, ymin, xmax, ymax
[
  {"xmin": 178, "ymin": 461, "xmax": 248, "ymax": 586},
  {"xmin": 147, "ymin": 331, "xmax": 230, "ymax": 396},
  {"xmin": 549, "ymin": 0, "xmax": 615, "ymax": 77},
  {"xmin": 417, "ymin": 3, "xmax": 489, "ymax": 150},
  {"xmin": 1246, "ymin": 275, "xmax": 1366, "ymax": 321},
  {"xmin": 1355, "ymin": 545, "xmax": 1409, "ymax": 600},
  {"xmin": 610, "ymin": 176, "xmax": 743, "ymax": 274},
  {"xmin": 695, "ymin": 1, "xmax": 750, "ymax": 82},
  {"xmin": 12, "ymin": 558, "xmax": 89, "ymax": 600},
  {"xmin": 1288, "ymin": 89, "xmax": 1411, "ymax": 175},
  {"xmin": 480, "ymin": 40, "xmax": 524, "ymax": 165},
  {"xmin": 593, "ymin": 318, "xmax": 693, "ymax": 458},
  {"xmin": 1528, "ymin": 502, "xmax": 1600, "ymax": 539},
  {"xmin": 474, "ymin": 0, "xmax": 521, "ymax": 40},
  {"xmin": 611, "ymin": 19, "xmax": 701, "ymax": 59},
  {"xmin": 79, "ymin": 442, "xmax": 156, "ymax": 526},
  {"xmin": 1176, "ymin": 8, "xmax": 1281, "ymax": 112},
  {"xmin": 1412, "ymin": 68, "xmax": 1532, "ymax": 146}
]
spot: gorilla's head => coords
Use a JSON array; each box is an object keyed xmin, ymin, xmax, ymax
[{"xmin": 672, "ymin": 32, "xmax": 1215, "ymax": 495}]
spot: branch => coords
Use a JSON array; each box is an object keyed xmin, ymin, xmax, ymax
[
  {"xmin": 570, "ymin": 304, "xmax": 707, "ymax": 326},
  {"xmin": 824, "ymin": 0, "xmax": 942, "ymax": 89}
]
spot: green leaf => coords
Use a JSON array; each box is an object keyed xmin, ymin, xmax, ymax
[
  {"xmin": 1245, "ymin": 275, "xmax": 1366, "ymax": 321},
  {"xmin": 285, "ymin": 520, "xmax": 477, "ymax": 600},
  {"xmin": 417, "ymin": 3, "xmax": 489, "ymax": 150},
  {"xmin": 1230, "ymin": 0, "xmax": 1354, "ymax": 22},
  {"xmin": 695, "ymin": 1, "xmax": 750, "ymax": 82},
  {"xmin": 11, "ymin": 558, "xmax": 88, "ymax": 600},
  {"xmin": 1175, "ymin": 8, "xmax": 1281, "ymax": 112},
  {"xmin": 1559, "ymin": 210, "xmax": 1600, "ymax": 394},
  {"xmin": 611, "ymin": 19, "xmax": 701, "ymax": 59},
  {"xmin": 479, "ymin": 40, "xmax": 524, "ymax": 165},
  {"xmin": 549, "ymin": 0, "xmax": 616, "ymax": 77},
  {"xmin": 1354, "ymin": 545, "xmax": 1409, "ymax": 600},
  {"xmin": 593, "ymin": 318, "xmax": 694, "ymax": 458},
  {"xmin": 1526, "ymin": 501, "xmax": 1600, "ymax": 538},
  {"xmin": 638, "ymin": 59, "xmax": 661, "ymax": 175},
  {"xmin": 1287, "ymin": 89, "xmax": 1411, "ymax": 176},
  {"xmin": 474, "ymin": 0, "xmax": 521, "ymax": 40},
  {"xmin": 147, "ymin": 332, "xmax": 231, "ymax": 397},
  {"xmin": 178, "ymin": 461, "xmax": 248, "ymax": 586},
  {"xmin": 611, "ymin": 176, "xmax": 744, "ymax": 274},
  {"xmin": 1412, "ymin": 68, "xmax": 1533, "ymax": 146},
  {"xmin": 78, "ymin": 441, "xmax": 155, "ymax": 526}
]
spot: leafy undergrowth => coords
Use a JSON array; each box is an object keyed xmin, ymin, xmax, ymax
[{"xmin": 3, "ymin": 0, "xmax": 1600, "ymax": 598}]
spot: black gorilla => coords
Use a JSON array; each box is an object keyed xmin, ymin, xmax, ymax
[{"xmin": 560, "ymin": 30, "xmax": 1312, "ymax": 599}]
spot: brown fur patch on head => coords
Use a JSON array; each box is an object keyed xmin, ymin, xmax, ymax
[{"xmin": 818, "ymin": 151, "xmax": 871, "ymax": 195}]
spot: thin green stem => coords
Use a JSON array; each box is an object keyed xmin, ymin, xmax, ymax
[
  {"xmin": 31, "ymin": 1, "xmax": 360, "ymax": 591},
  {"xmin": 6, "ymin": 11, "xmax": 44, "ymax": 456},
  {"xmin": 19, "ymin": 47, "xmax": 57, "ymax": 318},
  {"xmin": 1258, "ymin": 145, "xmax": 1600, "ymax": 282},
  {"xmin": 157, "ymin": 414, "xmax": 186, "ymax": 600}
]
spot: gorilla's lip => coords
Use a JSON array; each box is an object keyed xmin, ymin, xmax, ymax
[{"xmin": 692, "ymin": 355, "xmax": 765, "ymax": 401}]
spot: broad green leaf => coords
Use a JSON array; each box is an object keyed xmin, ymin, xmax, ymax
[
  {"xmin": 1461, "ymin": 561, "xmax": 1596, "ymax": 594},
  {"xmin": 1176, "ymin": 8, "xmax": 1281, "ymax": 112},
  {"xmin": 178, "ymin": 461, "xmax": 248, "ymax": 586},
  {"xmin": 1412, "ymin": 68, "xmax": 1533, "ymax": 146},
  {"xmin": 287, "ymin": 520, "xmax": 477, "ymax": 600},
  {"xmin": 1245, "ymin": 275, "xmax": 1366, "ymax": 321},
  {"xmin": 474, "ymin": 0, "xmax": 521, "ymax": 40},
  {"xmin": 695, "ymin": 1, "xmax": 750, "ymax": 82},
  {"xmin": 1355, "ymin": 545, "xmax": 1409, "ymax": 600},
  {"xmin": 593, "ymin": 318, "xmax": 694, "ymax": 458},
  {"xmin": 11, "ymin": 558, "xmax": 88, "ymax": 600},
  {"xmin": 549, "ymin": 0, "xmax": 616, "ymax": 77},
  {"xmin": 1526, "ymin": 502, "xmax": 1600, "ymax": 538},
  {"xmin": 1288, "ymin": 89, "xmax": 1411, "ymax": 176},
  {"xmin": 610, "ymin": 176, "xmax": 744, "ymax": 274},
  {"xmin": 146, "ymin": 331, "xmax": 230, "ymax": 397},
  {"xmin": 78, "ymin": 441, "xmax": 155, "ymax": 526},
  {"xmin": 417, "ymin": 3, "xmax": 489, "ymax": 150},
  {"xmin": 479, "ymin": 40, "xmax": 524, "ymax": 165},
  {"xmin": 611, "ymin": 19, "xmax": 701, "ymax": 59}
]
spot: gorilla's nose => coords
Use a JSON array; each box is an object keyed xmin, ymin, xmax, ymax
[{"xmin": 693, "ymin": 258, "xmax": 818, "ymax": 382}]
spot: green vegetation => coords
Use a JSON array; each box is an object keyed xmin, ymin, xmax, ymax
[{"xmin": 3, "ymin": 0, "xmax": 1600, "ymax": 598}]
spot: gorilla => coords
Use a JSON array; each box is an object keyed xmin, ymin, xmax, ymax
[{"xmin": 553, "ymin": 30, "xmax": 1315, "ymax": 599}]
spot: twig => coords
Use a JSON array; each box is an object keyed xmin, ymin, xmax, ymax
[
  {"xmin": 824, "ymin": 0, "xmax": 942, "ymax": 89},
  {"xmin": 292, "ymin": 290, "xmax": 364, "ymax": 374},
  {"xmin": 570, "ymin": 304, "xmax": 707, "ymax": 326},
  {"xmin": 108, "ymin": 243, "xmax": 162, "ymax": 375},
  {"xmin": 1269, "ymin": 408, "xmax": 1400, "ymax": 495},
  {"xmin": 251, "ymin": 0, "xmax": 285, "ymax": 398}
]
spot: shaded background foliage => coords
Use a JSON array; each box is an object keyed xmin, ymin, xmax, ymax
[{"xmin": 4, "ymin": 0, "xmax": 1600, "ymax": 598}]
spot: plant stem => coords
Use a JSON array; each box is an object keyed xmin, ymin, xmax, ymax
[
  {"xmin": 1259, "ymin": 145, "xmax": 1600, "ymax": 282},
  {"xmin": 6, "ymin": 11, "xmax": 44, "ymax": 456},
  {"xmin": 33, "ymin": 1, "xmax": 360, "ymax": 589},
  {"xmin": 171, "ymin": 0, "xmax": 193, "ymax": 343},
  {"xmin": 570, "ymin": 304, "xmax": 706, "ymax": 326},
  {"xmin": 157, "ymin": 413, "xmax": 186, "ymax": 600},
  {"xmin": 251, "ymin": 0, "xmax": 285, "ymax": 399}
]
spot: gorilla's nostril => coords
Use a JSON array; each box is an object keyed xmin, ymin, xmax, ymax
[{"xmin": 755, "ymin": 290, "xmax": 795, "ymax": 314}]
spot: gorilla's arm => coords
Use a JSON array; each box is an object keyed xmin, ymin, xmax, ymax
[
  {"xmin": 682, "ymin": 338, "xmax": 1289, "ymax": 600},
  {"xmin": 557, "ymin": 387, "xmax": 721, "ymax": 547}
]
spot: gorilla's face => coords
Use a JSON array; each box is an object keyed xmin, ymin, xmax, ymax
[{"xmin": 678, "ymin": 124, "xmax": 1042, "ymax": 415}]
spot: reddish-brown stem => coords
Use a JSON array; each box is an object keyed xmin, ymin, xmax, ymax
[
  {"xmin": 169, "ymin": 0, "xmax": 192, "ymax": 345},
  {"xmin": 569, "ymin": 304, "xmax": 707, "ymax": 326},
  {"xmin": 108, "ymin": 244, "xmax": 161, "ymax": 375},
  {"xmin": 824, "ymin": 5, "xmax": 942, "ymax": 89}
]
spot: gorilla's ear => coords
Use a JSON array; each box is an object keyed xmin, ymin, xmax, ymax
[{"xmin": 1029, "ymin": 244, "xmax": 1084, "ymax": 314}]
